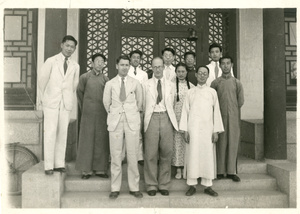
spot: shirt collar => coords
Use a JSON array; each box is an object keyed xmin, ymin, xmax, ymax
[
  {"xmin": 118, "ymin": 75, "xmax": 127, "ymax": 81},
  {"xmin": 92, "ymin": 69, "xmax": 101, "ymax": 76},
  {"xmin": 197, "ymin": 83, "xmax": 207, "ymax": 88},
  {"xmin": 60, "ymin": 52, "xmax": 70, "ymax": 61},
  {"xmin": 210, "ymin": 60, "xmax": 219, "ymax": 66},
  {"xmin": 221, "ymin": 73, "xmax": 232, "ymax": 79},
  {"xmin": 153, "ymin": 76, "xmax": 163, "ymax": 84}
]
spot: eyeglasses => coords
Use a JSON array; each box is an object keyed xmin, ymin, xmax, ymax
[{"xmin": 153, "ymin": 66, "xmax": 163, "ymax": 70}]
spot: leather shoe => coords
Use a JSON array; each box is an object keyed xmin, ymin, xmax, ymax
[
  {"xmin": 204, "ymin": 187, "xmax": 218, "ymax": 197},
  {"xmin": 138, "ymin": 160, "xmax": 144, "ymax": 166},
  {"xmin": 45, "ymin": 170, "xmax": 53, "ymax": 175},
  {"xmin": 95, "ymin": 173, "xmax": 109, "ymax": 178},
  {"xmin": 129, "ymin": 191, "xmax": 143, "ymax": 198},
  {"xmin": 158, "ymin": 189, "xmax": 169, "ymax": 196},
  {"xmin": 185, "ymin": 186, "xmax": 196, "ymax": 196},
  {"xmin": 227, "ymin": 174, "xmax": 241, "ymax": 182},
  {"xmin": 217, "ymin": 174, "xmax": 224, "ymax": 179},
  {"xmin": 109, "ymin": 191, "xmax": 119, "ymax": 199},
  {"xmin": 81, "ymin": 174, "xmax": 91, "ymax": 179},
  {"xmin": 54, "ymin": 167, "xmax": 66, "ymax": 173},
  {"xmin": 147, "ymin": 190, "xmax": 157, "ymax": 196}
]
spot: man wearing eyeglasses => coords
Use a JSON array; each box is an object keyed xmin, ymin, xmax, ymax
[{"xmin": 142, "ymin": 57, "xmax": 178, "ymax": 196}]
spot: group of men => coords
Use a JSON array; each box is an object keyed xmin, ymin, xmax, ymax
[{"xmin": 39, "ymin": 35, "xmax": 244, "ymax": 199}]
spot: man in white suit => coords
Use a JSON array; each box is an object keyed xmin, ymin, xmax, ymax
[
  {"xmin": 103, "ymin": 55, "xmax": 143, "ymax": 199},
  {"xmin": 143, "ymin": 57, "xmax": 178, "ymax": 196},
  {"xmin": 206, "ymin": 43, "xmax": 234, "ymax": 86},
  {"xmin": 38, "ymin": 35, "xmax": 79, "ymax": 175}
]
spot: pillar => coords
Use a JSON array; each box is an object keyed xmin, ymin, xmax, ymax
[{"xmin": 263, "ymin": 9, "xmax": 287, "ymax": 159}]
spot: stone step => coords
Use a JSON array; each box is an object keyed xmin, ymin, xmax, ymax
[
  {"xmin": 65, "ymin": 156, "xmax": 267, "ymax": 176},
  {"xmin": 65, "ymin": 173, "xmax": 276, "ymax": 192},
  {"xmin": 61, "ymin": 189, "xmax": 288, "ymax": 208}
]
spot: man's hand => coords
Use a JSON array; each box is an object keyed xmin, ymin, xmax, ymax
[
  {"xmin": 212, "ymin": 132, "xmax": 218, "ymax": 143},
  {"xmin": 184, "ymin": 131, "xmax": 190, "ymax": 144}
]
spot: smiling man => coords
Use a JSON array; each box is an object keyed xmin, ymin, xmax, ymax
[
  {"xmin": 211, "ymin": 56, "xmax": 244, "ymax": 183},
  {"xmin": 180, "ymin": 65, "xmax": 224, "ymax": 197},
  {"xmin": 38, "ymin": 35, "xmax": 79, "ymax": 175},
  {"xmin": 103, "ymin": 55, "xmax": 143, "ymax": 199}
]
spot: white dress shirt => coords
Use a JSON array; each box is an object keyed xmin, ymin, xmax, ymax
[
  {"xmin": 206, "ymin": 61, "xmax": 234, "ymax": 86},
  {"xmin": 153, "ymin": 77, "xmax": 167, "ymax": 112},
  {"xmin": 128, "ymin": 65, "xmax": 148, "ymax": 84}
]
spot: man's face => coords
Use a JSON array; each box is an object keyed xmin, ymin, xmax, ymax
[
  {"xmin": 152, "ymin": 58, "xmax": 164, "ymax": 79},
  {"xmin": 61, "ymin": 40, "xmax": 76, "ymax": 58},
  {"xmin": 130, "ymin": 53, "xmax": 141, "ymax": 68},
  {"xmin": 209, "ymin": 47, "xmax": 222, "ymax": 62},
  {"xmin": 220, "ymin": 58, "xmax": 233, "ymax": 74},
  {"xmin": 195, "ymin": 67, "xmax": 209, "ymax": 85},
  {"xmin": 162, "ymin": 51, "xmax": 174, "ymax": 66},
  {"xmin": 116, "ymin": 59, "xmax": 130, "ymax": 77},
  {"xmin": 92, "ymin": 56, "xmax": 105, "ymax": 72},
  {"xmin": 184, "ymin": 54, "xmax": 195, "ymax": 69}
]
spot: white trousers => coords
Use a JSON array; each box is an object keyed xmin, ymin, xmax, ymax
[
  {"xmin": 122, "ymin": 132, "xmax": 143, "ymax": 161},
  {"xmin": 43, "ymin": 102, "xmax": 70, "ymax": 170},
  {"xmin": 187, "ymin": 177, "xmax": 212, "ymax": 187},
  {"xmin": 109, "ymin": 114, "xmax": 140, "ymax": 192}
]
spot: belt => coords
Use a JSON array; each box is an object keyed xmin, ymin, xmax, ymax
[{"xmin": 153, "ymin": 111, "xmax": 167, "ymax": 114}]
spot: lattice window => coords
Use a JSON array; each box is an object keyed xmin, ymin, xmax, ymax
[
  {"xmin": 4, "ymin": 9, "xmax": 35, "ymax": 88},
  {"xmin": 121, "ymin": 36, "xmax": 154, "ymax": 71},
  {"xmin": 122, "ymin": 9, "xmax": 154, "ymax": 24},
  {"xmin": 165, "ymin": 9, "xmax": 196, "ymax": 26},
  {"xmin": 284, "ymin": 16, "xmax": 297, "ymax": 86},
  {"xmin": 164, "ymin": 38, "xmax": 196, "ymax": 65},
  {"xmin": 87, "ymin": 9, "xmax": 109, "ymax": 74}
]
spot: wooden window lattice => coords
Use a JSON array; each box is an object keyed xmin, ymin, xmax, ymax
[
  {"xmin": 122, "ymin": 9, "xmax": 154, "ymax": 24},
  {"xmin": 87, "ymin": 9, "xmax": 109, "ymax": 74},
  {"xmin": 121, "ymin": 36, "xmax": 154, "ymax": 71},
  {"xmin": 164, "ymin": 38, "xmax": 196, "ymax": 65},
  {"xmin": 165, "ymin": 9, "xmax": 196, "ymax": 26}
]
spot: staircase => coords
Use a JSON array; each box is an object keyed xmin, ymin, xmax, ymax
[{"xmin": 60, "ymin": 156, "xmax": 288, "ymax": 208}]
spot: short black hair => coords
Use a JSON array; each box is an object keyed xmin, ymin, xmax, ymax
[
  {"xmin": 175, "ymin": 62, "xmax": 187, "ymax": 71},
  {"xmin": 184, "ymin": 51, "xmax": 196, "ymax": 60},
  {"xmin": 219, "ymin": 56, "xmax": 233, "ymax": 64},
  {"xmin": 209, "ymin": 43, "xmax": 222, "ymax": 53},
  {"xmin": 92, "ymin": 53, "xmax": 106, "ymax": 62},
  {"xmin": 196, "ymin": 65, "xmax": 210, "ymax": 75},
  {"xmin": 161, "ymin": 47, "xmax": 175, "ymax": 56},
  {"xmin": 129, "ymin": 50, "xmax": 143, "ymax": 58},
  {"xmin": 116, "ymin": 55, "xmax": 130, "ymax": 64},
  {"xmin": 62, "ymin": 35, "xmax": 78, "ymax": 46}
]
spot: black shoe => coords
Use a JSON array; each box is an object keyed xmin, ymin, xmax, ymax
[
  {"xmin": 217, "ymin": 174, "xmax": 224, "ymax": 179},
  {"xmin": 54, "ymin": 167, "xmax": 66, "ymax": 173},
  {"xmin": 129, "ymin": 191, "xmax": 143, "ymax": 198},
  {"xmin": 138, "ymin": 160, "xmax": 144, "ymax": 166},
  {"xmin": 158, "ymin": 189, "xmax": 169, "ymax": 196},
  {"xmin": 45, "ymin": 170, "xmax": 53, "ymax": 175},
  {"xmin": 147, "ymin": 190, "xmax": 157, "ymax": 196},
  {"xmin": 81, "ymin": 174, "xmax": 91, "ymax": 179},
  {"xmin": 227, "ymin": 174, "xmax": 241, "ymax": 182},
  {"xmin": 185, "ymin": 186, "xmax": 196, "ymax": 196},
  {"xmin": 95, "ymin": 173, "xmax": 109, "ymax": 178},
  {"xmin": 204, "ymin": 187, "xmax": 218, "ymax": 197},
  {"xmin": 109, "ymin": 191, "xmax": 119, "ymax": 199}
]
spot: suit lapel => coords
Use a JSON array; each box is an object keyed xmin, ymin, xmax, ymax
[
  {"xmin": 125, "ymin": 76, "xmax": 133, "ymax": 96},
  {"xmin": 55, "ymin": 55, "xmax": 65, "ymax": 77},
  {"xmin": 65, "ymin": 61, "xmax": 75, "ymax": 78},
  {"xmin": 148, "ymin": 78, "xmax": 156, "ymax": 101}
]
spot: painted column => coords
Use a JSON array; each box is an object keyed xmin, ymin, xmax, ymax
[
  {"xmin": 263, "ymin": 9, "xmax": 287, "ymax": 159},
  {"xmin": 237, "ymin": 9, "xmax": 264, "ymax": 120}
]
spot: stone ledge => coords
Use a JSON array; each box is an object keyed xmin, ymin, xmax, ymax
[
  {"xmin": 266, "ymin": 160, "xmax": 296, "ymax": 208},
  {"xmin": 22, "ymin": 161, "xmax": 66, "ymax": 208}
]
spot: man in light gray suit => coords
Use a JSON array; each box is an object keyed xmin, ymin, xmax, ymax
[
  {"xmin": 103, "ymin": 55, "xmax": 143, "ymax": 199},
  {"xmin": 38, "ymin": 35, "xmax": 79, "ymax": 175},
  {"xmin": 143, "ymin": 57, "xmax": 178, "ymax": 196}
]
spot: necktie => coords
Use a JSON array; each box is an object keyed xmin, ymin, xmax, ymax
[
  {"xmin": 214, "ymin": 61, "xmax": 219, "ymax": 78},
  {"xmin": 64, "ymin": 57, "xmax": 68, "ymax": 74},
  {"xmin": 134, "ymin": 67, "xmax": 137, "ymax": 75},
  {"xmin": 120, "ymin": 77, "xmax": 126, "ymax": 102},
  {"xmin": 156, "ymin": 79, "xmax": 162, "ymax": 104}
]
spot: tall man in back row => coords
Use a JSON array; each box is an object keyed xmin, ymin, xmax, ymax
[
  {"xmin": 39, "ymin": 35, "xmax": 79, "ymax": 175},
  {"xmin": 143, "ymin": 57, "xmax": 178, "ymax": 196},
  {"xmin": 210, "ymin": 56, "xmax": 244, "ymax": 182}
]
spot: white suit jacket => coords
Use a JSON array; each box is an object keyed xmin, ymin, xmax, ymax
[
  {"xmin": 38, "ymin": 53, "xmax": 79, "ymax": 111},
  {"xmin": 206, "ymin": 61, "xmax": 234, "ymax": 86},
  {"xmin": 142, "ymin": 78, "xmax": 178, "ymax": 132},
  {"xmin": 103, "ymin": 75, "xmax": 143, "ymax": 132}
]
